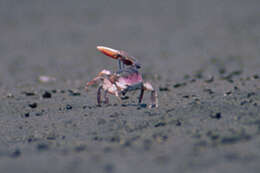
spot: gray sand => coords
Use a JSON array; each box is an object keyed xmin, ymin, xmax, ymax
[{"xmin": 0, "ymin": 0, "xmax": 260, "ymax": 172}]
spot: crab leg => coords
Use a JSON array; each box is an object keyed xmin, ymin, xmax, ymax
[
  {"xmin": 104, "ymin": 90, "xmax": 109, "ymax": 104},
  {"xmin": 138, "ymin": 86, "xmax": 145, "ymax": 104},
  {"xmin": 97, "ymin": 85, "xmax": 103, "ymax": 105},
  {"xmin": 86, "ymin": 69, "xmax": 112, "ymax": 90},
  {"xmin": 143, "ymin": 82, "xmax": 158, "ymax": 108}
]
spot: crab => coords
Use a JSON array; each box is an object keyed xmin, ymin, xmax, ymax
[{"xmin": 86, "ymin": 46, "xmax": 158, "ymax": 108}]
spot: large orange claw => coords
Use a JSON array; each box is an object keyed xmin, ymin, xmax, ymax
[
  {"xmin": 97, "ymin": 46, "xmax": 120, "ymax": 59},
  {"xmin": 97, "ymin": 46, "xmax": 138, "ymax": 67}
]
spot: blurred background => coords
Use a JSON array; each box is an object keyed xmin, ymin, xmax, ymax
[{"xmin": 0, "ymin": 0, "xmax": 259, "ymax": 87}]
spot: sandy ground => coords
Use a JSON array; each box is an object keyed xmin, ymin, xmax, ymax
[{"xmin": 0, "ymin": 0, "xmax": 260, "ymax": 172}]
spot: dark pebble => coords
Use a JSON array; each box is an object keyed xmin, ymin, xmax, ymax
[
  {"xmin": 29, "ymin": 102, "xmax": 37, "ymax": 108},
  {"xmin": 247, "ymin": 92, "xmax": 255, "ymax": 98},
  {"xmin": 27, "ymin": 137, "xmax": 37, "ymax": 143},
  {"xmin": 225, "ymin": 91, "xmax": 232, "ymax": 96},
  {"xmin": 154, "ymin": 122, "xmax": 166, "ymax": 127},
  {"xmin": 66, "ymin": 104, "xmax": 72, "ymax": 110},
  {"xmin": 210, "ymin": 112, "xmax": 222, "ymax": 119},
  {"xmin": 182, "ymin": 95, "xmax": 189, "ymax": 98},
  {"xmin": 173, "ymin": 82, "xmax": 186, "ymax": 88},
  {"xmin": 253, "ymin": 74, "xmax": 259, "ymax": 79},
  {"xmin": 37, "ymin": 143, "xmax": 49, "ymax": 151},
  {"xmin": 42, "ymin": 91, "xmax": 52, "ymax": 98},
  {"xmin": 82, "ymin": 105, "xmax": 87, "ymax": 109},
  {"xmin": 68, "ymin": 89, "xmax": 81, "ymax": 96},
  {"xmin": 240, "ymin": 100, "xmax": 247, "ymax": 105},
  {"xmin": 24, "ymin": 112, "xmax": 30, "ymax": 118},
  {"xmin": 221, "ymin": 135, "xmax": 251, "ymax": 145},
  {"xmin": 93, "ymin": 136, "xmax": 103, "ymax": 141},
  {"xmin": 176, "ymin": 120, "xmax": 182, "ymax": 126},
  {"xmin": 10, "ymin": 149, "xmax": 21, "ymax": 158},
  {"xmin": 159, "ymin": 87, "xmax": 169, "ymax": 91},
  {"xmin": 23, "ymin": 92, "xmax": 35, "ymax": 96},
  {"xmin": 110, "ymin": 136, "xmax": 120, "ymax": 143},
  {"xmin": 51, "ymin": 89, "xmax": 57, "ymax": 93},
  {"xmin": 35, "ymin": 111, "xmax": 43, "ymax": 116},
  {"xmin": 203, "ymin": 88, "xmax": 214, "ymax": 94},
  {"xmin": 138, "ymin": 104, "xmax": 147, "ymax": 108}
]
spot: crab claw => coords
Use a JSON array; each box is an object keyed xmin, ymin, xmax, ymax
[
  {"xmin": 97, "ymin": 46, "xmax": 120, "ymax": 59},
  {"xmin": 97, "ymin": 46, "xmax": 139, "ymax": 67}
]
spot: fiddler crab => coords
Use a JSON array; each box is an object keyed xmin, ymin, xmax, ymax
[{"xmin": 86, "ymin": 46, "xmax": 158, "ymax": 108}]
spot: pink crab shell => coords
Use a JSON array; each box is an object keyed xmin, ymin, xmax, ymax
[{"xmin": 116, "ymin": 72, "xmax": 143, "ymax": 89}]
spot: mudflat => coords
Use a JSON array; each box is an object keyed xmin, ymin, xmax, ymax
[{"xmin": 0, "ymin": 1, "xmax": 260, "ymax": 173}]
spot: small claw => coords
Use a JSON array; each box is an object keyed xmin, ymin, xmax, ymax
[{"xmin": 97, "ymin": 46, "xmax": 120, "ymax": 59}]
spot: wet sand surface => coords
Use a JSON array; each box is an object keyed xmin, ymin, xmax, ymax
[{"xmin": 0, "ymin": 0, "xmax": 260, "ymax": 172}]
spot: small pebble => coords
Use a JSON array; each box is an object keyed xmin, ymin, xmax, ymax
[
  {"xmin": 29, "ymin": 102, "xmax": 37, "ymax": 108},
  {"xmin": 176, "ymin": 120, "xmax": 182, "ymax": 126},
  {"xmin": 247, "ymin": 92, "xmax": 255, "ymax": 98},
  {"xmin": 24, "ymin": 113, "xmax": 30, "ymax": 118},
  {"xmin": 203, "ymin": 88, "xmax": 214, "ymax": 94},
  {"xmin": 23, "ymin": 92, "xmax": 35, "ymax": 96},
  {"xmin": 159, "ymin": 87, "xmax": 169, "ymax": 91},
  {"xmin": 224, "ymin": 91, "xmax": 232, "ymax": 96},
  {"xmin": 42, "ymin": 91, "xmax": 52, "ymax": 98},
  {"xmin": 210, "ymin": 112, "xmax": 222, "ymax": 119},
  {"xmin": 173, "ymin": 82, "xmax": 186, "ymax": 88},
  {"xmin": 68, "ymin": 89, "xmax": 81, "ymax": 96},
  {"xmin": 253, "ymin": 74, "xmax": 259, "ymax": 79},
  {"xmin": 66, "ymin": 104, "xmax": 72, "ymax": 110},
  {"xmin": 154, "ymin": 122, "xmax": 166, "ymax": 127},
  {"xmin": 240, "ymin": 100, "xmax": 247, "ymax": 105}
]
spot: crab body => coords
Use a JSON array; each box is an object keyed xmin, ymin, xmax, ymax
[{"xmin": 86, "ymin": 46, "xmax": 158, "ymax": 108}]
